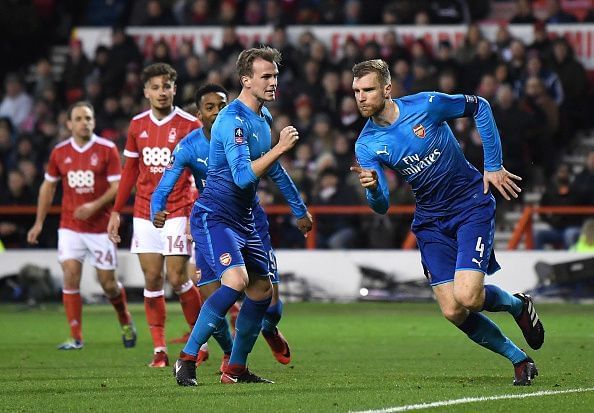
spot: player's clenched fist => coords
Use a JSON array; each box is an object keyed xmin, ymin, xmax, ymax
[
  {"xmin": 152, "ymin": 210, "xmax": 169, "ymax": 228},
  {"xmin": 350, "ymin": 166, "xmax": 379, "ymax": 191},
  {"xmin": 296, "ymin": 211, "xmax": 313, "ymax": 238},
  {"xmin": 276, "ymin": 126, "xmax": 299, "ymax": 153}
]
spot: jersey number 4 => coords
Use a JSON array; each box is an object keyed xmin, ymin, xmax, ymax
[{"xmin": 475, "ymin": 237, "xmax": 485, "ymax": 258}]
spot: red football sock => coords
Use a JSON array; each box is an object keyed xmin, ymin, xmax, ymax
[
  {"xmin": 109, "ymin": 285, "xmax": 132, "ymax": 326},
  {"xmin": 63, "ymin": 290, "xmax": 82, "ymax": 341},
  {"xmin": 144, "ymin": 291, "xmax": 166, "ymax": 349},
  {"xmin": 177, "ymin": 282, "xmax": 202, "ymax": 328}
]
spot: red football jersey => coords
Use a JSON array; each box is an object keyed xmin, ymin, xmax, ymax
[
  {"xmin": 124, "ymin": 107, "xmax": 200, "ymax": 219},
  {"xmin": 45, "ymin": 135, "xmax": 121, "ymax": 233}
]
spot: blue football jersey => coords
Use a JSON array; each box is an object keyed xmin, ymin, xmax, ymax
[
  {"xmin": 151, "ymin": 128, "xmax": 210, "ymax": 221},
  {"xmin": 355, "ymin": 92, "xmax": 502, "ymax": 216},
  {"xmin": 195, "ymin": 99, "xmax": 306, "ymax": 231}
]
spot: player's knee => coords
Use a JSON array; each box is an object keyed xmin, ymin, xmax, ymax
[
  {"xmin": 441, "ymin": 307, "xmax": 466, "ymax": 324},
  {"xmin": 453, "ymin": 289, "xmax": 483, "ymax": 311}
]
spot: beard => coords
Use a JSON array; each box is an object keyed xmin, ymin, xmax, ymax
[{"xmin": 358, "ymin": 99, "xmax": 386, "ymax": 118}]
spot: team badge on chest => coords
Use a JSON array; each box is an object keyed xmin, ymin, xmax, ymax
[
  {"xmin": 168, "ymin": 128, "xmax": 177, "ymax": 143},
  {"xmin": 413, "ymin": 124, "xmax": 426, "ymax": 138}
]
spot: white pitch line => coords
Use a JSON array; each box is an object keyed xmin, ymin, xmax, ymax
[{"xmin": 351, "ymin": 387, "xmax": 594, "ymax": 413}]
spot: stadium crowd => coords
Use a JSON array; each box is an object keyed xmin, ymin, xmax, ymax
[{"xmin": 1, "ymin": 0, "xmax": 593, "ymax": 250}]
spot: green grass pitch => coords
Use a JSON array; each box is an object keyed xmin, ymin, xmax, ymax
[{"xmin": 1, "ymin": 302, "xmax": 593, "ymax": 412}]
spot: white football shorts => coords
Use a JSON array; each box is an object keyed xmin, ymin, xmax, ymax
[
  {"xmin": 131, "ymin": 217, "xmax": 191, "ymax": 256},
  {"xmin": 58, "ymin": 228, "xmax": 117, "ymax": 270}
]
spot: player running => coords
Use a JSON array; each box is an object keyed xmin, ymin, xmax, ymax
[
  {"xmin": 107, "ymin": 63, "xmax": 202, "ymax": 368},
  {"xmin": 27, "ymin": 101, "xmax": 136, "ymax": 350},
  {"xmin": 350, "ymin": 59, "xmax": 544, "ymax": 386}
]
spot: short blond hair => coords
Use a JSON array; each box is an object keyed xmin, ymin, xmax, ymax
[{"xmin": 352, "ymin": 59, "xmax": 391, "ymax": 86}]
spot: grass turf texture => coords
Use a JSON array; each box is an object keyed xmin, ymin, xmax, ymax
[{"xmin": 1, "ymin": 302, "xmax": 593, "ymax": 412}]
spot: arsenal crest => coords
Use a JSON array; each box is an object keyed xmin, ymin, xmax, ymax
[
  {"xmin": 219, "ymin": 252, "xmax": 232, "ymax": 266},
  {"xmin": 413, "ymin": 124, "xmax": 425, "ymax": 138}
]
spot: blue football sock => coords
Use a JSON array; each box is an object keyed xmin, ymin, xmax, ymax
[
  {"xmin": 183, "ymin": 285, "xmax": 241, "ymax": 356},
  {"xmin": 261, "ymin": 300, "xmax": 283, "ymax": 334},
  {"xmin": 212, "ymin": 317, "xmax": 233, "ymax": 354},
  {"xmin": 482, "ymin": 284, "xmax": 523, "ymax": 317},
  {"xmin": 230, "ymin": 295, "xmax": 272, "ymax": 366},
  {"xmin": 457, "ymin": 312, "xmax": 527, "ymax": 365}
]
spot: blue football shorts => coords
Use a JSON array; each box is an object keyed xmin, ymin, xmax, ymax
[
  {"xmin": 194, "ymin": 224, "xmax": 279, "ymax": 286},
  {"xmin": 412, "ymin": 196, "xmax": 501, "ymax": 286},
  {"xmin": 191, "ymin": 207, "xmax": 271, "ymax": 285}
]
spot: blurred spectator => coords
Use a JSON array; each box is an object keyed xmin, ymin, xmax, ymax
[
  {"xmin": 437, "ymin": 70, "xmax": 458, "ymax": 94},
  {"xmin": 544, "ymin": 0, "xmax": 577, "ymax": 24},
  {"xmin": 434, "ymin": 40, "xmax": 459, "ymax": 78},
  {"xmin": 62, "ymin": 40, "xmax": 92, "ymax": 105},
  {"xmin": 0, "ymin": 74, "xmax": 33, "ymax": 132},
  {"xmin": 293, "ymin": 94, "xmax": 315, "ymax": 138},
  {"xmin": 220, "ymin": 26, "xmax": 243, "ymax": 59},
  {"xmin": 216, "ymin": 0, "xmax": 239, "ymax": 25},
  {"xmin": 426, "ymin": 0, "xmax": 470, "ymax": 24},
  {"xmin": 534, "ymin": 163, "xmax": 583, "ymax": 250},
  {"xmin": 141, "ymin": 0, "xmax": 177, "ymax": 26},
  {"xmin": 30, "ymin": 58, "xmax": 55, "ymax": 101},
  {"xmin": 338, "ymin": 37, "xmax": 362, "ymax": 70},
  {"xmin": 308, "ymin": 113, "xmax": 335, "ymax": 154},
  {"xmin": 319, "ymin": 70, "xmax": 345, "ymax": 119},
  {"xmin": 342, "ymin": 0, "xmax": 363, "ymax": 25},
  {"xmin": 0, "ymin": 118, "xmax": 15, "ymax": 166},
  {"xmin": 516, "ymin": 52, "xmax": 563, "ymax": 105},
  {"xmin": 103, "ymin": 27, "xmax": 143, "ymax": 95},
  {"xmin": 244, "ymin": 0, "xmax": 264, "ymax": 25},
  {"xmin": 84, "ymin": 0, "xmax": 129, "ymax": 26},
  {"xmin": 550, "ymin": 38, "xmax": 590, "ymax": 145},
  {"xmin": 510, "ymin": 0, "xmax": 537, "ymax": 24},
  {"xmin": 492, "ymin": 84, "xmax": 538, "ymax": 187},
  {"xmin": 572, "ymin": 150, "xmax": 594, "ymax": 205},
  {"xmin": 570, "ymin": 219, "xmax": 594, "ymax": 252},
  {"xmin": 268, "ymin": 25, "xmax": 301, "ymax": 83},
  {"xmin": 177, "ymin": 55, "xmax": 205, "ymax": 106},
  {"xmin": 507, "ymin": 39, "xmax": 527, "ymax": 85},
  {"xmin": 263, "ymin": 0, "xmax": 290, "ymax": 26},
  {"xmin": 0, "ymin": 169, "xmax": 35, "ymax": 247},
  {"xmin": 409, "ymin": 58, "xmax": 437, "ymax": 94},
  {"xmin": 338, "ymin": 96, "xmax": 365, "ymax": 136},
  {"xmin": 528, "ymin": 21, "xmax": 553, "ymax": 65},
  {"xmin": 380, "ymin": 31, "xmax": 410, "ymax": 66},
  {"xmin": 177, "ymin": 0, "xmax": 215, "ymax": 25},
  {"xmin": 477, "ymin": 73, "xmax": 499, "ymax": 103},
  {"xmin": 522, "ymin": 76, "xmax": 558, "ymax": 174},
  {"xmin": 148, "ymin": 39, "xmax": 173, "ymax": 66},
  {"xmin": 455, "ymin": 22, "xmax": 483, "ymax": 65},
  {"xmin": 494, "ymin": 24, "xmax": 513, "ymax": 62},
  {"xmin": 312, "ymin": 168, "xmax": 359, "ymax": 249},
  {"xmin": 461, "ymin": 39, "xmax": 497, "ymax": 94}
]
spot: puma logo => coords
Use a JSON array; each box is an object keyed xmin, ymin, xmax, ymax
[
  {"xmin": 376, "ymin": 145, "xmax": 389, "ymax": 156},
  {"xmin": 472, "ymin": 258, "xmax": 483, "ymax": 267},
  {"xmin": 196, "ymin": 157, "xmax": 208, "ymax": 166},
  {"xmin": 429, "ymin": 94, "xmax": 435, "ymax": 102}
]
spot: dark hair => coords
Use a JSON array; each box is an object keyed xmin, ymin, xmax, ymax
[
  {"xmin": 194, "ymin": 83, "xmax": 229, "ymax": 107},
  {"xmin": 236, "ymin": 46, "xmax": 282, "ymax": 79},
  {"xmin": 141, "ymin": 62, "xmax": 177, "ymax": 84},
  {"xmin": 67, "ymin": 101, "xmax": 95, "ymax": 120},
  {"xmin": 352, "ymin": 59, "xmax": 391, "ymax": 86}
]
